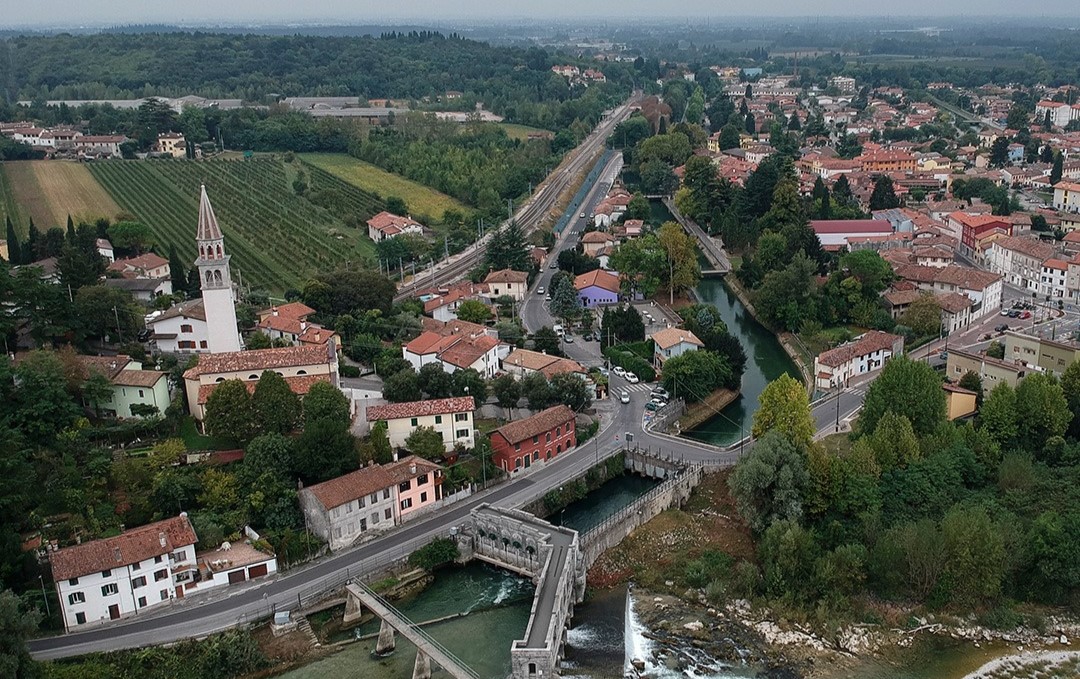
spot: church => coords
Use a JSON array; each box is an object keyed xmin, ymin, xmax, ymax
[{"xmin": 181, "ymin": 185, "xmax": 341, "ymax": 426}]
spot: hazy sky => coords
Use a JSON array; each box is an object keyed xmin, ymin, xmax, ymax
[{"xmin": 4, "ymin": 0, "xmax": 1079, "ymax": 28}]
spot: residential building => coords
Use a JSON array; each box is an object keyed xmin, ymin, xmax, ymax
[
  {"xmin": 574, "ymin": 269, "xmax": 621, "ymax": 308},
  {"xmin": 402, "ymin": 331, "xmax": 507, "ymax": 378},
  {"xmin": 366, "ymin": 211, "xmax": 424, "ymax": 242},
  {"xmin": 937, "ymin": 292, "xmax": 974, "ymax": 334},
  {"xmin": 155, "ymin": 132, "xmax": 186, "ymax": 158},
  {"xmin": 364, "ymin": 397, "xmax": 476, "ymax": 452},
  {"xmin": 946, "ymin": 348, "xmax": 1026, "ymax": 388},
  {"xmin": 148, "ymin": 299, "xmax": 210, "ymax": 353},
  {"xmin": 986, "ymin": 236, "xmax": 1058, "ymax": 290},
  {"xmin": 103, "ymin": 277, "xmax": 173, "ymax": 303},
  {"xmin": 1003, "ymin": 330, "xmax": 1080, "ymax": 378},
  {"xmin": 943, "ymin": 383, "xmax": 977, "ymax": 420},
  {"xmin": 107, "ymin": 253, "xmax": 171, "ymax": 282},
  {"xmin": 182, "ymin": 343, "xmax": 340, "ymax": 423},
  {"xmin": 1041, "ymin": 258, "xmax": 1070, "ymax": 300},
  {"xmin": 76, "ymin": 354, "xmax": 171, "ymax": 419},
  {"xmin": 501, "ymin": 349, "xmax": 587, "ymax": 380},
  {"xmin": 581, "ymin": 231, "xmax": 616, "ymax": 258},
  {"xmin": 51, "ymin": 515, "xmax": 198, "ymax": 630},
  {"xmin": 196, "ymin": 185, "xmax": 242, "ymax": 353},
  {"xmin": 650, "ymin": 327, "xmax": 704, "ymax": 370},
  {"xmin": 947, "ymin": 212, "xmax": 1012, "ymax": 259},
  {"xmin": 1036, "ymin": 101, "xmax": 1080, "ymax": 128},
  {"xmin": 483, "ymin": 269, "xmax": 529, "ymax": 302},
  {"xmin": 489, "ymin": 405, "xmax": 576, "ymax": 473},
  {"xmin": 299, "ymin": 456, "xmax": 445, "ymax": 550},
  {"xmin": 893, "ymin": 264, "xmax": 1003, "ymax": 319},
  {"xmin": 1053, "ymin": 181, "xmax": 1080, "ymax": 214},
  {"xmin": 256, "ymin": 302, "xmax": 338, "ymax": 348},
  {"xmin": 74, "ymin": 135, "xmax": 127, "ymax": 157},
  {"xmin": 814, "ymin": 330, "xmax": 904, "ymax": 390},
  {"xmin": 809, "ymin": 219, "xmax": 893, "ymax": 250},
  {"xmin": 857, "ymin": 150, "xmax": 916, "ymax": 173},
  {"xmin": 423, "ymin": 284, "xmax": 490, "ymax": 322},
  {"xmin": 829, "ymin": 76, "xmax": 857, "ymax": 94},
  {"xmin": 96, "ymin": 239, "xmax": 114, "ymax": 263}
]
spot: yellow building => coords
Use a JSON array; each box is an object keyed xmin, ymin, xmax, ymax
[{"xmin": 943, "ymin": 383, "xmax": 977, "ymax": 420}]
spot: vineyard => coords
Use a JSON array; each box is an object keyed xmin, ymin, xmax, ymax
[{"xmin": 88, "ymin": 158, "xmax": 383, "ymax": 292}]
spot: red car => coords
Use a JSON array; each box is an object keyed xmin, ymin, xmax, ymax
[{"xmin": 1020, "ymin": 311, "xmax": 1032, "ymax": 319}]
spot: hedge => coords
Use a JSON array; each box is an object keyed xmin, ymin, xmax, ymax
[{"xmin": 603, "ymin": 347, "xmax": 656, "ymax": 382}]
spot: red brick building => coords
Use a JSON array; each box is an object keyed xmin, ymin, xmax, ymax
[{"xmin": 489, "ymin": 405, "xmax": 576, "ymax": 473}]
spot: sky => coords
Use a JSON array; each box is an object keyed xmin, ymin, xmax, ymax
[{"xmin": 3, "ymin": 0, "xmax": 1079, "ymax": 28}]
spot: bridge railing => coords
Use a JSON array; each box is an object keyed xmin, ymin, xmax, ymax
[{"xmin": 580, "ymin": 461, "xmax": 703, "ymax": 545}]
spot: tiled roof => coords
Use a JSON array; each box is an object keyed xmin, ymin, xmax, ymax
[
  {"xmin": 894, "ymin": 263, "xmax": 1001, "ymax": 291},
  {"xmin": 992, "ymin": 236, "xmax": 1056, "ymax": 261},
  {"xmin": 196, "ymin": 374, "xmax": 330, "ymax": 404},
  {"xmin": 817, "ymin": 331, "xmax": 903, "ymax": 368},
  {"xmin": 948, "ymin": 212, "xmax": 1009, "ymax": 229},
  {"xmin": 49, "ymin": 515, "xmax": 198, "ymax": 581},
  {"xmin": 491, "ymin": 405, "xmax": 575, "ymax": 445},
  {"xmin": 439, "ymin": 334, "xmax": 500, "ymax": 370},
  {"xmin": 574, "ymin": 269, "xmax": 621, "ymax": 293},
  {"xmin": 883, "ymin": 289, "xmax": 922, "ymax": 307},
  {"xmin": 581, "ymin": 231, "xmax": 615, "ymax": 244},
  {"xmin": 305, "ymin": 465, "xmax": 395, "ymax": 511},
  {"xmin": 650, "ymin": 327, "xmax": 703, "ymax": 350},
  {"xmin": 112, "ymin": 369, "xmax": 166, "ymax": 388},
  {"xmin": 76, "ymin": 354, "xmax": 133, "ymax": 381},
  {"xmin": 406, "ymin": 331, "xmax": 460, "ymax": 355},
  {"xmin": 483, "ymin": 269, "xmax": 528, "ymax": 284},
  {"xmin": 367, "ymin": 211, "xmax": 422, "ymax": 234},
  {"xmin": 198, "ymin": 185, "xmax": 223, "ymax": 241},
  {"xmin": 503, "ymin": 349, "xmax": 585, "ymax": 377},
  {"xmin": 1053, "ymin": 181, "xmax": 1080, "ymax": 193},
  {"xmin": 1044, "ymin": 258, "xmax": 1069, "ymax": 271},
  {"xmin": 383, "ymin": 455, "xmax": 443, "ymax": 487},
  {"xmin": 184, "ymin": 345, "xmax": 334, "ymax": 379},
  {"xmin": 936, "ymin": 292, "xmax": 973, "ymax": 314},
  {"xmin": 154, "ymin": 299, "xmax": 206, "ymax": 323},
  {"xmin": 365, "ymin": 397, "xmax": 475, "ymax": 422},
  {"xmin": 262, "ymin": 302, "xmax": 315, "ymax": 320},
  {"xmin": 107, "ymin": 252, "xmax": 169, "ymax": 274},
  {"xmin": 810, "ymin": 220, "xmax": 893, "ymax": 235}
]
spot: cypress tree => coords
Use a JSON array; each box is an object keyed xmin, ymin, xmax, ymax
[
  {"xmin": 4, "ymin": 216, "xmax": 20, "ymax": 265},
  {"xmin": 168, "ymin": 244, "xmax": 187, "ymax": 295},
  {"xmin": 745, "ymin": 113, "xmax": 756, "ymax": 135},
  {"xmin": 65, "ymin": 215, "xmax": 76, "ymax": 245},
  {"xmin": 26, "ymin": 218, "xmax": 39, "ymax": 263},
  {"xmin": 1050, "ymin": 152, "xmax": 1064, "ymax": 186}
]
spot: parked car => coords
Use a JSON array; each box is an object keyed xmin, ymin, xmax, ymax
[
  {"xmin": 644, "ymin": 402, "xmax": 659, "ymax": 412},
  {"xmin": 1020, "ymin": 311, "xmax": 1032, "ymax": 319},
  {"xmin": 137, "ymin": 328, "xmax": 152, "ymax": 342},
  {"xmin": 612, "ymin": 366, "xmax": 626, "ymax": 377},
  {"xmin": 563, "ymin": 334, "xmax": 574, "ymax": 343},
  {"xmin": 597, "ymin": 367, "xmax": 609, "ymax": 376},
  {"xmin": 537, "ymin": 286, "xmax": 545, "ymax": 295},
  {"xmin": 625, "ymin": 373, "xmax": 640, "ymax": 384},
  {"xmin": 650, "ymin": 397, "xmax": 668, "ymax": 408},
  {"xmin": 651, "ymin": 387, "xmax": 669, "ymax": 398},
  {"xmin": 580, "ymin": 211, "xmax": 586, "ymax": 218},
  {"xmin": 550, "ymin": 262, "xmax": 558, "ymax": 269},
  {"xmin": 1008, "ymin": 309, "xmax": 1020, "ymax": 318},
  {"xmin": 994, "ymin": 323, "xmax": 1009, "ymax": 332},
  {"xmin": 1000, "ymin": 309, "xmax": 1010, "ymax": 316},
  {"xmin": 620, "ymin": 391, "xmax": 631, "ymax": 404}
]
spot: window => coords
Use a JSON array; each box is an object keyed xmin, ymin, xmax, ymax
[
  {"xmin": 417, "ymin": 474, "xmax": 428, "ymax": 485},
  {"xmin": 160, "ymin": 590, "xmax": 169, "ymax": 601},
  {"xmin": 546, "ymin": 432, "xmax": 551, "ymax": 443},
  {"xmin": 68, "ymin": 592, "xmax": 85, "ymax": 605},
  {"xmin": 155, "ymin": 556, "xmax": 163, "ymax": 564},
  {"xmin": 372, "ymin": 512, "xmax": 379, "ymax": 525},
  {"xmin": 533, "ymin": 451, "xmax": 539, "ymax": 461},
  {"xmin": 369, "ymin": 492, "xmax": 378, "ymax": 504},
  {"xmin": 385, "ymin": 508, "xmax": 393, "ymax": 520},
  {"xmin": 180, "ymin": 324, "xmax": 193, "ymax": 333},
  {"xmin": 556, "ymin": 426, "xmax": 561, "ymax": 436},
  {"xmin": 383, "ymin": 488, "xmax": 391, "ymax": 500},
  {"xmin": 399, "ymin": 481, "xmax": 411, "ymax": 492},
  {"xmin": 154, "ymin": 569, "xmax": 168, "ymax": 582},
  {"xmin": 131, "ymin": 562, "xmax": 140, "ymax": 571},
  {"xmin": 132, "ymin": 576, "xmax": 146, "ymax": 589},
  {"xmin": 334, "ymin": 527, "xmax": 342, "ymax": 539},
  {"xmin": 75, "ymin": 612, "xmax": 86, "ymax": 625},
  {"xmin": 138, "ymin": 596, "xmax": 147, "ymax": 608},
  {"xmin": 455, "ymin": 413, "xmax": 468, "ymax": 422},
  {"xmin": 456, "ymin": 429, "xmax": 469, "ymax": 439},
  {"xmin": 400, "ymin": 498, "xmax": 413, "ymax": 510},
  {"xmin": 515, "ymin": 443, "xmax": 521, "ymax": 451},
  {"xmin": 515, "ymin": 457, "xmax": 522, "ymax": 470},
  {"xmin": 435, "ymin": 415, "xmax": 442, "ymax": 424},
  {"xmin": 170, "ymin": 550, "xmax": 187, "ymax": 563},
  {"xmin": 101, "ymin": 569, "xmax": 112, "ymax": 578},
  {"xmin": 175, "ymin": 570, "xmax": 193, "ymax": 583},
  {"xmin": 101, "ymin": 583, "xmax": 119, "ymax": 597},
  {"xmin": 138, "ymin": 389, "xmax": 145, "ymax": 398},
  {"xmin": 68, "ymin": 578, "xmax": 79, "ymax": 586},
  {"xmin": 410, "ymin": 418, "xmax": 418, "ymax": 427},
  {"xmin": 532, "ymin": 435, "xmax": 539, "ymax": 444},
  {"xmin": 420, "ymin": 492, "xmax": 428, "ymax": 503}
]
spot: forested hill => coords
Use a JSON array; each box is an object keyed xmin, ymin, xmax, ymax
[{"xmin": 0, "ymin": 31, "xmax": 634, "ymax": 116}]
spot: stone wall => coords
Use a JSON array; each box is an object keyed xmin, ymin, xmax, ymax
[{"xmin": 625, "ymin": 448, "xmax": 682, "ymax": 479}]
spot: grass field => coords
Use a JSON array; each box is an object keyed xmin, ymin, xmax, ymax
[
  {"xmin": 1, "ymin": 161, "xmax": 122, "ymax": 234},
  {"xmin": 0, "ymin": 166, "xmax": 26, "ymax": 235},
  {"xmin": 87, "ymin": 158, "xmax": 382, "ymax": 292},
  {"xmin": 499, "ymin": 123, "xmax": 553, "ymax": 142},
  {"xmin": 300, "ymin": 153, "xmax": 468, "ymax": 222}
]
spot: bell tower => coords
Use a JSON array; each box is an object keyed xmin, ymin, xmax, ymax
[{"xmin": 196, "ymin": 185, "xmax": 242, "ymax": 353}]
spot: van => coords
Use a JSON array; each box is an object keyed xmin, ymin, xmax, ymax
[{"xmin": 552, "ymin": 324, "xmax": 565, "ymax": 337}]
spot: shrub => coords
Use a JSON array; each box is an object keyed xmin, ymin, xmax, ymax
[
  {"xmin": 602, "ymin": 347, "xmax": 656, "ymax": 382},
  {"xmin": 408, "ymin": 537, "xmax": 460, "ymax": 571},
  {"xmin": 339, "ymin": 364, "xmax": 361, "ymax": 378}
]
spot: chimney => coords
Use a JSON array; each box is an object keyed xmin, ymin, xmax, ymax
[
  {"xmin": 392, "ymin": 450, "xmax": 399, "ymax": 462},
  {"xmin": 159, "ymin": 532, "xmax": 167, "ymax": 548},
  {"xmin": 272, "ymin": 307, "xmax": 279, "ymax": 316},
  {"xmin": 409, "ymin": 462, "xmax": 417, "ymax": 475},
  {"xmin": 301, "ymin": 321, "xmax": 307, "ymax": 331}
]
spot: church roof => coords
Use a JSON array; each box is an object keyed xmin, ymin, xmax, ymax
[{"xmin": 197, "ymin": 184, "xmax": 223, "ymax": 241}]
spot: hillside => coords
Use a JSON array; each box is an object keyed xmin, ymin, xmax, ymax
[{"xmin": 87, "ymin": 158, "xmax": 382, "ymax": 292}]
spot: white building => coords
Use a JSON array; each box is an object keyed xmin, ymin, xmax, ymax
[
  {"xmin": 195, "ymin": 185, "xmax": 242, "ymax": 353},
  {"xmin": 148, "ymin": 299, "xmax": 210, "ymax": 354},
  {"xmin": 650, "ymin": 327, "xmax": 704, "ymax": 370},
  {"xmin": 76, "ymin": 355, "xmax": 171, "ymax": 419},
  {"xmin": 894, "ymin": 264, "xmax": 1003, "ymax": 319},
  {"xmin": 1053, "ymin": 181, "xmax": 1080, "ymax": 215},
  {"xmin": 814, "ymin": 330, "xmax": 905, "ymax": 390},
  {"xmin": 482, "ymin": 269, "xmax": 529, "ymax": 302},
  {"xmin": 986, "ymin": 236, "xmax": 1058, "ymax": 291},
  {"xmin": 365, "ymin": 396, "xmax": 476, "ymax": 452},
  {"xmin": 366, "ymin": 211, "xmax": 424, "ymax": 242},
  {"xmin": 1041, "ymin": 258, "xmax": 1070, "ymax": 301},
  {"xmin": 1035, "ymin": 101, "xmax": 1080, "ymax": 129},
  {"xmin": 402, "ymin": 331, "xmax": 507, "ymax": 379}
]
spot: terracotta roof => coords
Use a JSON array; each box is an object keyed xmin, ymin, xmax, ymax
[
  {"xmin": 383, "ymin": 455, "xmax": 443, "ymax": 487},
  {"xmin": 263, "ymin": 302, "xmax": 315, "ymax": 320},
  {"xmin": 305, "ymin": 465, "xmax": 396, "ymax": 511},
  {"xmin": 406, "ymin": 331, "xmax": 460, "ymax": 355},
  {"xmin": 942, "ymin": 383, "xmax": 977, "ymax": 395},
  {"xmin": 503, "ymin": 349, "xmax": 585, "ymax": 377},
  {"xmin": 491, "ymin": 405, "xmax": 575, "ymax": 445},
  {"xmin": 581, "ymin": 231, "xmax": 615, "ymax": 244},
  {"xmin": 107, "ymin": 253, "xmax": 169, "ymax": 274},
  {"xmin": 883, "ymin": 289, "xmax": 922, "ymax": 307},
  {"xmin": 365, "ymin": 397, "xmax": 475, "ymax": 422},
  {"xmin": 810, "ymin": 219, "xmax": 893, "ymax": 235},
  {"xmin": 49, "ymin": 516, "xmax": 197, "ymax": 581},
  {"xmin": 817, "ymin": 331, "xmax": 903, "ymax": 368},
  {"xmin": 197, "ymin": 185, "xmax": 223, "ymax": 241},
  {"xmin": 948, "ymin": 212, "xmax": 1009, "ymax": 230},
  {"xmin": 483, "ymin": 269, "xmax": 528, "ymax": 284},
  {"xmin": 1044, "ymin": 258, "xmax": 1069, "ymax": 271},
  {"xmin": 419, "ymin": 317, "xmax": 490, "ymax": 338},
  {"xmin": 574, "ymin": 269, "xmax": 621, "ymax": 293},
  {"xmin": 936, "ymin": 292, "xmax": 973, "ymax": 314},
  {"xmin": 439, "ymin": 334, "xmax": 500, "ymax": 369},
  {"xmin": 895, "ymin": 263, "xmax": 1001, "ymax": 291},
  {"xmin": 77, "ymin": 354, "xmax": 133, "ymax": 381},
  {"xmin": 367, "ymin": 211, "xmax": 423, "ymax": 234},
  {"xmin": 1053, "ymin": 181, "xmax": 1080, "ymax": 193},
  {"xmin": 196, "ymin": 374, "xmax": 330, "ymax": 405},
  {"xmin": 991, "ymin": 236, "xmax": 1056, "ymax": 261},
  {"xmin": 112, "ymin": 369, "xmax": 167, "ymax": 388},
  {"xmin": 153, "ymin": 299, "xmax": 206, "ymax": 323},
  {"xmin": 650, "ymin": 327, "xmax": 703, "ymax": 350},
  {"xmin": 184, "ymin": 345, "xmax": 334, "ymax": 379}
]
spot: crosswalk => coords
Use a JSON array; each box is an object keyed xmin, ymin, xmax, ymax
[{"xmin": 611, "ymin": 381, "xmax": 654, "ymax": 393}]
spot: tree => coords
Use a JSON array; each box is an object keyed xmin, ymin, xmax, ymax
[
  {"xmin": 744, "ymin": 112, "xmax": 756, "ymax": 134},
  {"xmin": 759, "ymin": 519, "xmax": 820, "ymax": 604},
  {"xmin": 1005, "ymin": 103, "xmax": 1030, "ymax": 131},
  {"xmin": 718, "ymin": 123, "xmax": 741, "ymax": 151},
  {"xmin": 942, "ymin": 505, "xmax": 1007, "ymax": 606},
  {"xmin": 979, "ymin": 381, "xmax": 1018, "ymax": 449},
  {"xmin": 383, "ymin": 369, "xmax": 422, "ymax": 403},
  {"xmin": 242, "ymin": 433, "xmax": 296, "ymax": 484},
  {"xmin": 4, "ymin": 217, "xmax": 20, "ymax": 265},
  {"xmin": 549, "ymin": 275, "xmax": 580, "ymax": 324},
  {"xmin": 522, "ymin": 372, "xmax": 554, "ymax": 410},
  {"xmin": 550, "ymin": 372, "xmax": 592, "ymax": 411},
  {"xmin": 302, "ymin": 381, "xmax": 351, "ymax": 429},
  {"xmin": 107, "ymin": 221, "xmax": 154, "ymax": 255},
  {"xmin": 10, "ymin": 350, "xmax": 80, "ymax": 444},
  {"xmin": 958, "ymin": 370, "xmax": 984, "ymax": 405},
  {"xmin": 0, "ymin": 588, "xmax": 42, "ymax": 679},
  {"xmin": 405, "ymin": 426, "xmax": 447, "ymax": 461},
  {"xmin": 1015, "ymin": 372, "xmax": 1071, "ymax": 455},
  {"xmin": 858, "ymin": 357, "xmax": 945, "ymax": 438},
  {"xmin": 657, "ymin": 221, "xmax": 700, "ymax": 303},
  {"xmin": 752, "ymin": 373, "xmax": 814, "ymax": 447},
  {"xmin": 754, "ymin": 252, "xmax": 819, "ymax": 332},
  {"xmin": 484, "ymin": 222, "xmax": 533, "ymax": 274},
  {"xmin": 661, "ymin": 350, "xmax": 733, "ymax": 403},
  {"xmin": 868, "ymin": 175, "xmax": 900, "ymax": 211},
  {"xmin": 418, "ymin": 362, "xmax": 454, "ymax": 399},
  {"xmin": 302, "ymin": 268, "xmax": 396, "ymax": 316},
  {"xmin": 728, "ymin": 430, "xmax": 810, "ymax": 533},
  {"xmin": 533, "ymin": 326, "xmax": 562, "ymax": 355},
  {"xmin": 82, "ymin": 370, "xmax": 114, "ymax": 418},
  {"xmin": 639, "ymin": 158, "xmax": 678, "ymax": 195},
  {"xmin": 252, "ymin": 370, "xmax": 302, "ymax": 434},
  {"xmin": 455, "ymin": 299, "xmax": 491, "ymax": 324},
  {"xmin": 168, "ymin": 244, "xmax": 187, "ymax": 295},
  {"xmin": 74, "ymin": 285, "xmax": 143, "ymax": 343},
  {"xmin": 899, "ymin": 294, "xmax": 943, "ymax": 337},
  {"xmin": 205, "ymin": 379, "xmax": 258, "ymax": 445},
  {"xmin": 609, "ymin": 235, "xmax": 663, "ymax": 298},
  {"xmin": 294, "ymin": 419, "xmax": 357, "ymax": 483},
  {"xmin": 600, "ymin": 305, "xmax": 645, "ymax": 347},
  {"xmin": 867, "ymin": 411, "xmax": 922, "ymax": 472},
  {"xmin": 491, "ymin": 373, "xmax": 521, "ymax": 416},
  {"xmin": 370, "ymin": 422, "xmax": 394, "ymax": 464},
  {"xmin": 1050, "ymin": 151, "xmax": 1064, "ymax": 186},
  {"xmin": 451, "ymin": 368, "xmax": 487, "ymax": 403}
]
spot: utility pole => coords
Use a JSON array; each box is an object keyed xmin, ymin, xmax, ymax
[
  {"xmin": 444, "ymin": 235, "xmax": 449, "ymax": 261},
  {"xmin": 834, "ymin": 379, "xmax": 841, "ymax": 433},
  {"xmin": 399, "ymin": 258, "xmax": 404, "ymax": 283},
  {"xmin": 112, "ymin": 305, "xmax": 123, "ymax": 344}
]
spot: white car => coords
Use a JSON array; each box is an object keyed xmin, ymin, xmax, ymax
[
  {"xmin": 612, "ymin": 366, "xmax": 627, "ymax": 377},
  {"xmin": 537, "ymin": 286, "xmax": 545, "ymax": 295},
  {"xmin": 620, "ymin": 391, "xmax": 631, "ymax": 404},
  {"xmin": 625, "ymin": 373, "xmax": 640, "ymax": 384}
]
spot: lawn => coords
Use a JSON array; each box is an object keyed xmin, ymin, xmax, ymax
[
  {"xmin": 180, "ymin": 416, "xmax": 237, "ymax": 451},
  {"xmin": 499, "ymin": 123, "xmax": 553, "ymax": 142},
  {"xmin": 1, "ymin": 160, "xmax": 122, "ymax": 232},
  {"xmin": 300, "ymin": 153, "xmax": 469, "ymax": 222}
]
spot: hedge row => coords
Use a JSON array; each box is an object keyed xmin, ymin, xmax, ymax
[{"xmin": 603, "ymin": 347, "xmax": 656, "ymax": 382}]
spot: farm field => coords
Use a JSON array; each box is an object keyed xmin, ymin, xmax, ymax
[
  {"xmin": 88, "ymin": 158, "xmax": 382, "ymax": 292},
  {"xmin": 0, "ymin": 166, "xmax": 27, "ymax": 235},
  {"xmin": 498, "ymin": 123, "xmax": 553, "ymax": 142},
  {"xmin": 300, "ymin": 153, "xmax": 469, "ymax": 222},
  {"xmin": 1, "ymin": 161, "xmax": 121, "ymax": 233}
]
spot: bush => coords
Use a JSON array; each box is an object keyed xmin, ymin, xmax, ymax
[
  {"xmin": 408, "ymin": 537, "xmax": 460, "ymax": 571},
  {"xmin": 603, "ymin": 347, "xmax": 656, "ymax": 382},
  {"xmin": 339, "ymin": 363, "xmax": 361, "ymax": 378}
]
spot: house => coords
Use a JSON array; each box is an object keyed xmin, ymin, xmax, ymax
[
  {"xmin": 857, "ymin": 150, "xmax": 916, "ymax": 173},
  {"xmin": 814, "ymin": 330, "xmax": 904, "ymax": 390},
  {"xmin": 74, "ymin": 135, "xmax": 127, "ymax": 157},
  {"xmin": 650, "ymin": 327, "xmax": 704, "ymax": 370},
  {"xmin": 107, "ymin": 253, "xmax": 171, "ymax": 282},
  {"xmin": 366, "ymin": 211, "xmax": 424, "ymax": 242},
  {"xmin": 809, "ymin": 220, "xmax": 893, "ymax": 250},
  {"xmin": 96, "ymin": 239, "xmax": 114, "ymax": 263},
  {"xmin": 489, "ymin": 405, "xmax": 576, "ymax": 473},
  {"xmin": 985, "ymin": 237, "xmax": 1058, "ymax": 290},
  {"xmin": 581, "ymin": 231, "xmax": 616, "ymax": 258},
  {"xmin": 155, "ymin": 132, "xmax": 186, "ymax": 158},
  {"xmin": 943, "ymin": 383, "xmax": 977, "ymax": 420},
  {"xmin": 937, "ymin": 292, "xmax": 974, "ymax": 334},
  {"xmin": 256, "ymin": 302, "xmax": 338, "ymax": 348},
  {"xmin": 423, "ymin": 284, "xmax": 490, "ymax": 322},
  {"xmin": 574, "ymin": 269, "xmax": 621, "ymax": 308},
  {"xmin": 483, "ymin": 269, "xmax": 529, "ymax": 302},
  {"xmin": 364, "ymin": 396, "xmax": 476, "ymax": 452},
  {"xmin": 148, "ymin": 299, "xmax": 210, "ymax": 353},
  {"xmin": 76, "ymin": 354, "xmax": 171, "ymax": 419},
  {"xmin": 182, "ymin": 344, "xmax": 340, "ymax": 423},
  {"xmin": 946, "ymin": 348, "xmax": 1026, "ymax": 388},
  {"xmin": 51, "ymin": 515, "xmax": 199, "ymax": 630},
  {"xmin": 946, "ymin": 212, "xmax": 1012, "ymax": 259},
  {"xmin": 402, "ymin": 331, "xmax": 507, "ymax": 379},
  {"xmin": 1053, "ymin": 181, "xmax": 1080, "ymax": 214},
  {"xmin": 103, "ymin": 277, "xmax": 172, "ymax": 303},
  {"xmin": 299, "ymin": 456, "xmax": 445, "ymax": 550},
  {"xmin": 893, "ymin": 264, "xmax": 1003, "ymax": 319},
  {"xmin": 501, "ymin": 349, "xmax": 586, "ymax": 380},
  {"xmin": 1040, "ymin": 258, "xmax": 1070, "ymax": 300},
  {"xmin": 1003, "ymin": 330, "xmax": 1080, "ymax": 378}
]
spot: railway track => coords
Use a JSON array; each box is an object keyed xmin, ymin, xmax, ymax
[{"xmin": 393, "ymin": 96, "xmax": 637, "ymax": 301}]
